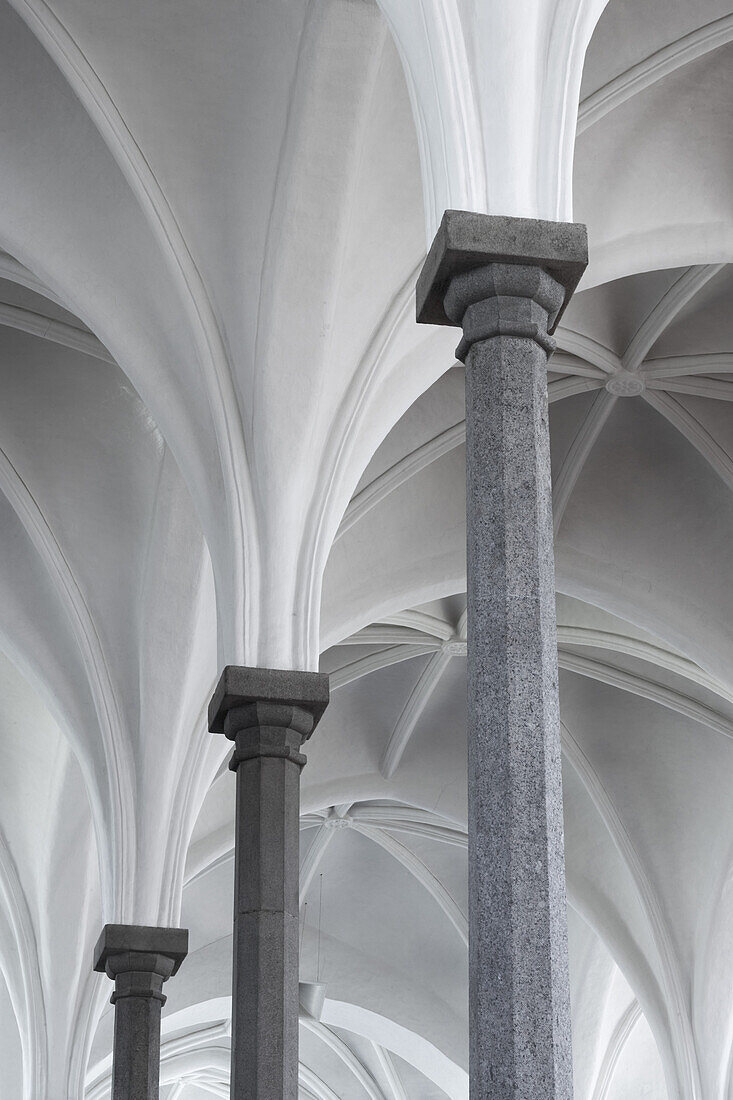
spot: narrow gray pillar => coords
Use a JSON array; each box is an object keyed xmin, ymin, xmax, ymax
[
  {"xmin": 417, "ymin": 212, "xmax": 588, "ymax": 1098},
  {"xmin": 93, "ymin": 923, "xmax": 188, "ymax": 1100},
  {"xmin": 209, "ymin": 666, "xmax": 329, "ymax": 1100}
]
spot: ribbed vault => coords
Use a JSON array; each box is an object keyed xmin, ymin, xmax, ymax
[{"xmin": 0, "ymin": 0, "xmax": 727, "ymax": 1096}]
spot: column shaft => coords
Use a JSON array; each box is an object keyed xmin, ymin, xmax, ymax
[
  {"xmin": 110, "ymin": 975, "xmax": 166, "ymax": 1100},
  {"xmin": 465, "ymin": 326, "xmax": 571, "ymax": 1097},
  {"xmin": 231, "ymin": 728, "xmax": 303, "ymax": 1097}
]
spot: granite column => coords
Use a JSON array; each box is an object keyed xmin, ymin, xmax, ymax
[
  {"xmin": 93, "ymin": 923, "xmax": 188, "ymax": 1100},
  {"xmin": 417, "ymin": 212, "xmax": 587, "ymax": 1098},
  {"xmin": 209, "ymin": 666, "xmax": 329, "ymax": 1100}
]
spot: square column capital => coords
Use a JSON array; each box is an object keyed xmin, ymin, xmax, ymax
[
  {"xmin": 208, "ymin": 665, "xmax": 330, "ymax": 735},
  {"xmin": 93, "ymin": 924, "xmax": 189, "ymax": 976},
  {"xmin": 416, "ymin": 210, "xmax": 588, "ymax": 331}
]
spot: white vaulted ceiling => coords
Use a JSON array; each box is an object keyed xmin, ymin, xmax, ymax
[{"xmin": 0, "ymin": 0, "xmax": 729, "ymax": 1097}]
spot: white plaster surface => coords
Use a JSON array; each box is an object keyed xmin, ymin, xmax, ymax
[{"xmin": 0, "ymin": 0, "xmax": 727, "ymax": 1096}]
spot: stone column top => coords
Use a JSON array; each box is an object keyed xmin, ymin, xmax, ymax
[
  {"xmin": 208, "ymin": 665, "xmax": 330, "ymax": 736},
  {"xmin": 416, "ymin": 210, "xmax": 588, "ymax": 331},
  {"xmin": 93, "ymin": 924, "xmax": 189, "ymax": 977}
]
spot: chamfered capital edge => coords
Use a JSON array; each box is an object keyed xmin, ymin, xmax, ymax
[
  {"xmin": 208, "ymin": 665, "xmax": 330, "ymax": 735},
  {"xmin": 93, "ymin": 924, "xmax": 189, "ymax": 975},
  {"xmin": 416, "ymin": 210, "xmax": 588, "ymax": 331}
]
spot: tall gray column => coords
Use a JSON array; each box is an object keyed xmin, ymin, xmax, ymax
[
  {"xmin": 209, "ymin": 666, "xmax": 329, "ymax": 1100},
  {"xmin": 93, "ymin": 923, "xmax": 188, "ymax": 1100},
  {"xmin": 417, "ymin": 212, "xmax": 587, "ymax": 1098}
]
